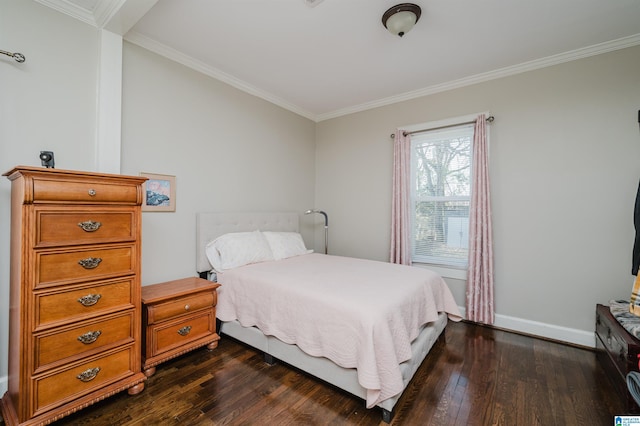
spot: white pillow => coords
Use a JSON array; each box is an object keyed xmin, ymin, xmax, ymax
[
  {"xmin": 205, "ymin": 231, "xmax": 274, "ymax": 272},
  {"xmin": 263, "ymin": 231, "xmax": 313, "ymax": 260}
]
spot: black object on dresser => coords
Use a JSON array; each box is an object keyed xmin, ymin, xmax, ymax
[{"xmin": 595, "ymin": 303, "xmax": 640, "ymax": 413}]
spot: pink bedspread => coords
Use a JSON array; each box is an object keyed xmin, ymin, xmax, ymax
[{"xmin": 216, "ymin": 253, "xmax": 461, "ymax": 408}]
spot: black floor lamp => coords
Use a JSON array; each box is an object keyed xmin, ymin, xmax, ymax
[{"xmin": 305, "ymin": 209, "xmax": 328, "ymax": 254}]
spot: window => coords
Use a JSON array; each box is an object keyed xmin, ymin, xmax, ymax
[{"xmin": 410, "ymin": 123, "xmax": 474, "ymax": 268}]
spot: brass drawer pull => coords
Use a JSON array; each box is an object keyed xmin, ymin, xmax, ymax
[
  {"xmin": 78, "ymin": 257, "xmax": 102, "ymax": 269},
  {"xmin": 184, "ymin": 304, "xmax": 190, "ymax": 311},
  {"xmin": 88, "ymin": 189, "xmax": 97, "ymax": 196},
  {"xmin": 78, "ymin": 221, "xmax": 102, "ymax": 232},
  {"xmin": 177, "ymin": 326, "xmax": 192, "ymax": 336},
  {"xmin": 76, "ymin": 367, "xmax": 101, "ymax": 382},
  {"xmin": 77, "ymin": 330, "xmax": 102, "ymax": 344},
  {"xmin": 77, "ymin": 294, "xmax": 102, "ymax": 307}
]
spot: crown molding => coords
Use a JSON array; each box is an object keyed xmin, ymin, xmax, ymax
[
  {"xmin": 35, "ymin": 0, "xmax": 100, "ymax": 26},
  {"xmin": 33, "ymin": 1, "xmax": 640, "ymax": 124},
  {"xmin": 34, "ymin": 0, "xmax": 155, "ymax": 34},
  {"xmin": 316, "ymin": 33, "xmax": 640, "ymax": 122},
  {"xmin": 127, "ymin": 31, "xmax": 640, "ymax": 123},
  {"xmin": 93, "ymin": 0, "xmax": 127, "ymax": 28},
  {"xmin": 124, "ymin": 31, "xmax": 317, "ymax": 121}
]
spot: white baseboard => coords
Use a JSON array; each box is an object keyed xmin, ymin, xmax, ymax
[
  {"xmin": 0, "ymin": 375, "xmax": 6, "ymax": 395},
  {"xmin": 457, "ymin": 306, "xmax": 596, "ymax": 348}
]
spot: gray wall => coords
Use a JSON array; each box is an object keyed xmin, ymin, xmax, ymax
[
  {"xmin": 0, "ymin": 0, "xmax": 316, "ymax": 391},
  {"xmin": 315, "ymin": 45, "xmax": 640, "ymax": 341},
  {"xmin": 0, "ymin": 0, "xmax": 101, "ymax": 393},
  {"xmin": 120, "ymin": 43, "xmax": 317, "ymax": 285},
  {"xmin": 1, "ymin": 0, "xmax": 639, "ymax": 393}
]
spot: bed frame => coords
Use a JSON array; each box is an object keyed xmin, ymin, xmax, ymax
[{"xmin": 195, "ymin": 212, "xmax": 447, "ymax": 422}]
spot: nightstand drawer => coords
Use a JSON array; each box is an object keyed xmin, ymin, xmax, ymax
[
  {"xmin": 149, "ymin": 311, "xmax": 215, "ymax": 357},
  {"xmin": 36, "ymin": 245, "xmax": 135, "ymax": 288},
  {"xmin": 35, "ymin": 278, "xmax": 134, "ymax": 329},
  {"xmin": 33, "ymin": 347, "xmax": 136, "ymax": 418},
  {"xmin": 35, "ymin": 312, "xmax": 134, "ymax": 372},
  {"xmin": 146, "ymin": 291, "xmax": 215, "ymax": 324},
  {"xmin": 596, "ymin": 311, "xmax": 627, "ymax": 375},
  {"xmin": 36, "ymin": 208, "xmax": 136, "ymax": 247},
  {"xmin": 595, "ymin": 305, "xmax": 640, "ymax": 378},
  {"xmin": 595, "ymin": 304, "xmax": 640, "ymax": 413}
]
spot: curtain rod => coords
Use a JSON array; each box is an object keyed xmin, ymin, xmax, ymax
[
  {"xmin": 390, "ymin": 115, "xmax": 494, "ymax": 139},
  {"xmin": 0, "ymin": 49, "xmax": 25, "ymax": 63}
]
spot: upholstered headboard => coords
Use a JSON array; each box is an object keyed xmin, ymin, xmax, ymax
[{"xmin": 195, "ymin": 211, "xmax": 300, "ymax": 273}]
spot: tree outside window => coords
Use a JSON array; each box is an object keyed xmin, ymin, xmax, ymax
[{"xmin": 411, "ymin": 124, "xmax": 473, "ymax": 267}]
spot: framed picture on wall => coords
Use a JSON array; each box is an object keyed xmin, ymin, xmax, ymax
[{"xmin": 140, "ymin": 172, "xmax": 176, "ymax": 212}]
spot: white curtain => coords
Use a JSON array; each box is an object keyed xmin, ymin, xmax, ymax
[
  {"xmin": 465, "ymin": 114, "xmax": 495, "ymax": 324},
  {"xmin": 390, "ymin": 129, "xmax": 412, "ymax": 265}
]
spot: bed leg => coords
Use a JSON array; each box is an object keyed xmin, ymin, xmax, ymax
[
  {"xmin": 381, "ymin": 408, "xmax": 394, "ymax": 423},
  {"xmin": 264, "ymin": 353, "xmax": 275, "ymax": 365}
]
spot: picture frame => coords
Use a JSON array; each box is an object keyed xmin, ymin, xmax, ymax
[{"xmin": 140, "ymin": 172, "xmax": 176, "ymax": 212}]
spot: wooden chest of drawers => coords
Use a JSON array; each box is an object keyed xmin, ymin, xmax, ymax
[
  {"xmin": 142, "ymin": 277, "xmax": 220, "ymax": 377},
  {"xmin": 595, "ymin": 303, "xmax": 640, "ymax": 413},
  {"xmin": 0, "ymin": 166, "xmax": 148, "ymax": 426}
]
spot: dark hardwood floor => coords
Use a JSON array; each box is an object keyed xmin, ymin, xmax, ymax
[{"xmin": 1, "ymin": 321, "xmax": 626, "ymax": 425}]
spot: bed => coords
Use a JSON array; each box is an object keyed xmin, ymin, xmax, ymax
[{"xmin": 195, "ymin": 212, "xmax": 461, "ymax": 422}]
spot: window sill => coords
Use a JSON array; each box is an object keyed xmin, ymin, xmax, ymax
[{"xmin": 413, "ymin": 263, "xmax": 467, "ymax": 280}]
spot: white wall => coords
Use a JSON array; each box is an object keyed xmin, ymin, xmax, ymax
[
  {"xmin": 1, "ymin": 0, "xmax": 638, "ymax": 396},
  {"xmin": 0, "ymin": 2, "xmax": 99, "ymax": 173},
  {"xmin": 0, "ymin": 0, "xmax": 101, "ymax": 395},
  {"xmin": 0, "ymin": 2, "xmax": 316, "ymax": 393},
  {"xmin": 315, "ymin": 45, "xmax": 640, "ymax": 344},
  {"xmin": 120, "ymin": 43, "xmax": 317, "ymax": 285}
]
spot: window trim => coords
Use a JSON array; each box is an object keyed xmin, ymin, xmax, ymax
[
  {"xmin": 402, "ymin": 112, "xmax": 490, "ymax": 273},
  {"xmin": 400, "ymin": 113, "xmax": 483, "ymax": 136},
  {"xmin": 413, "ymin": 263, "xmax": 468, "ymax": 280}
]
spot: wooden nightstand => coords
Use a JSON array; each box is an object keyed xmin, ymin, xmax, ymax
[{"xmin": 141, "ymin": 277, "xmax": 220, "ymax": 377}]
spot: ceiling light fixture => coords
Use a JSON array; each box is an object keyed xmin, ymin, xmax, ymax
[{"xmin": 382, "ymin": 3, "xmax": 422, "ymax": 37}]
